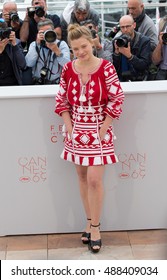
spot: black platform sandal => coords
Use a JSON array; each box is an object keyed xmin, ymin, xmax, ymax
[
  {"xmin": 88, "ymin": 223, "xmax": 102, "ymax": 253},
  {"xmin": 81, "ymin": 218, "xmax": 91, "ymax": 244}
]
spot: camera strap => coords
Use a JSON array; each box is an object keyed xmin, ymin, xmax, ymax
[{"xmin": 35, "ymin": 41, "xmax": 61, "ymax": 80}]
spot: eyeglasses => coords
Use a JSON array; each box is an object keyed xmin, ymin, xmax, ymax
[{"xmin": 120, "ymin": 24, "xmax": 133, "ymax": 29}]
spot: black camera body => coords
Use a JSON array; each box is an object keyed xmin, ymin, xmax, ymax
[
  {"xmin": 33, "ymin": 67, "xmax": 48, "ymax": 84},
  {"xmin": 28, "ymin": 6, "xmax": 45, "ymax": 18},
  {"xmin": 0, "ymin": 27, "xmax": 12, "ymax": 40},
  {"xmin": 162, "ymin": 32, "xmax": 167, "ymax": 44},
  {"xmin": 90, "ymin": 29, "xmax": 97, "ymax": 39},
  {"xmin": 116, "ymin": 34, "xmax": 131, "ymax": 48},
  {"xmin": 9, "ymin": 12, "xmax": 19, "ymax": 22}
]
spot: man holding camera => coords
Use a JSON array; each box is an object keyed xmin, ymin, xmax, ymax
[
  {"xmin": 82, "ymin": 20, "xmax": 113, "ymax": 62},
  {"xmin": 0, "ymin": 1, "xmax": 23, "ymax": 40},
  {"xmin": 20, "ymin": 0, "xmax": 61, "ymax": 50},
  {"xmin": 152, "ymin": 16, "xmax": 167, "ymax": 80},
  {"xmin": 60, "ymin": 0, "xmax": 99, "ymax": 42},
  {"xmin": 113, "ymin": 15, "xmax": 151, "ymax": 82},
  {"xmin": 0, "ymin": 18, "xmax": 26, "ymax": 86},
  {"xmin": 25, "ymin": 19, "xmax": 70, "ymax": 85}
]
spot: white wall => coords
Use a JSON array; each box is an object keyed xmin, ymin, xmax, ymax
[{"xmin": 0, "ymin": 81, "xmax": 167, "ymax": 236}]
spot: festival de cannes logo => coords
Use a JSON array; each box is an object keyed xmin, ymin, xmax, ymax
[
  {"xmin": 118, "ymin": 152, "xmax": 146, "ymax": 179},
  {"xmin": 18, "ymin": 156, "xmax": 47, "ymax": 183},
  {"xmin": 50, "ymin": 124, "xmax": 63, "ymax": 143}
]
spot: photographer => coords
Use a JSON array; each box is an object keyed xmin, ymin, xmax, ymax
[
  {"xmin": 0, "ymin": 18, "xmax": 26, "ymax": 86},
  {"xmin": 152, "ymin": 16, "xmax": 167, "ymax": 80},
  {"xmin": 113, "ymin": 15, "xmax": 151, "ymax": 82},
  {"xmin": 128, "ymin": 0, "xmax": 158, "ymax": 51},
  {"xmin": 20, "ymin": 0, "xmax": 61, "ymax": 50},
  {"xmin": 1, "ymin": 1, "xmax": 23, "ymax": 40},
  {"xmin": 25, "ymin": 19, "xmax": 70, "ymax": 85},
  {"xmin": 82, "ymin": 20, "xmax": 113, "ymax": 62},
  {"xmin": 60, "ymin": 0, "xmax": 99, "ymax": 43}
]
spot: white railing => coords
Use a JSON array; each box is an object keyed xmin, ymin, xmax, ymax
[
  {"xmin": 0, "ymin": 1, "xmax": 167, "ymax": 36},
  {"xmin": 0, "ymin": 1, "xmax": 167, "ymax": 14}
]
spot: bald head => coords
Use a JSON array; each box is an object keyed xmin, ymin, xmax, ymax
[
  {"xmin": 120, "ymin": 15, "xmax": 134, "ymax": 26},
  {"xmin": 3, "ymin": 1, "xmax": 17, "ymax": 12},
  {"xmin": 128, "ymin": 0, "xmax": 144, "ymax": 19},
  {"xmin": 119, "ymin": 15, "xmax": 136, "ymax": 38}
]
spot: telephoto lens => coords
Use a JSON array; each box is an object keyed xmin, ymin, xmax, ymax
[{"xmin": 44, "ymin": 30, "xmax": 57, "ymax": 43}]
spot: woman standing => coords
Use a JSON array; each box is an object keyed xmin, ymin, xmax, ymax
[{"xmin": 55, "ymin": 24, "xmax": 124, "ymax": 253}]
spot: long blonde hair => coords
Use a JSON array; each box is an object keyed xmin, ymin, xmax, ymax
[{"xmin": 67, "ymin": 24, "xmax": 93, "ymax": 46}]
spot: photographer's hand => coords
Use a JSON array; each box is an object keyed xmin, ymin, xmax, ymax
[
  {"xmin": 9, "ymin": 31, "xmax": 16, "ymax": 46},
  {"xmin": 0, "ymin": 38, "xmax": 9, "ymax": 54},
  {"xmin": 118, "ymin": 42, "xmax": 132, "ymax": 59},
  {"xmin": 36, "ymin": 30, "xmax": 44, "ymax": 45},
  {"xmin": 2, "ymin": 12, "xmax": 10, "ymax": 23},
  {"xmin": 47, "ymin": 42, "xmax": 62, "ymax": 57},
  {"xmin": 158, "ymin": 32, "xmax": 164, "ymax": 45},
  {"xmin": 34, "ymin": 13, "xmax": 45, "ymax": 23},
  {"xmin": 10, "ymin": 19, "xmax": 21, "ymax": 31},
  {"xmin": 92, "ymin": 35, "xmax": 102, "ymax": 50},
  {"xmin": 114, "ymin": 40, "xmax": 120, "ymax": 54}
]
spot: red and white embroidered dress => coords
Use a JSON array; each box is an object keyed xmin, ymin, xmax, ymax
[{"xmin": 55, "ymin": 59, "xmax": 124, "ymax": 166}]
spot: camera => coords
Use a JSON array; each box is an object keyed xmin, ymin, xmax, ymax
[
  {"xmin": 40, "ymin": 30, "xmax": 57, "ymax": 47},
  {"xmin": 9, "ymin": 12, "xmax": 19, "ymax": 22},
  {"xmin": 162, "ymin": 32, "xmax": 167, "ymax": 44},
  {"xmin": 90, "ymin": 29, "xmax": 97, "ymax": 39},
  {"xmin": 27, "ymin": 6, "xmax": 45, "ymax": 18},
  {"xmin": 104, "ymin": 25, "xmax": 120, "ymax": 39},
  {"xmin": 0, "ymin": 27, "xmax": 12, "ymax": 40},
  {"xmin": 116, "ymin": 34, "xmax": 131, "ymax": 48},
  {"xmin": 44, "ymin": 30, "xmax": 57, "ymax": 43},
  {"xmin": 33, "ymin": 67, "xmax": 48, "ymax": 84}
]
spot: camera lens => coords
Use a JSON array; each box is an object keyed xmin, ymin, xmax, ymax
[
  {"xmin": 162, "ymin": 33, "xmax": 167, "ymax": 44},
  {"xmin": 116, "ymin": 34, "xmax": 130, "ymax": 48},
  {"xmin": 35, "ymin": 7, "xmax": 45, "ymax": 17},
  {"xmin": 44, "ymin": 30, "xmax": 57, "ymax": 43},
  {"xmin": 0, "ymin": 27, "xmax": 12, "ymax": 39},
  {"xmin": 116, "ymin": 38, "xmax": 127, "ymax": 47},
  {"xmin": 10, "ymin": 13, "xmax": 19, "ymax": 22}
]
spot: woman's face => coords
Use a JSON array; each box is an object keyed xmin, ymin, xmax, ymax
[{"xmin": 70, "ymin": 36, "xmax": 93, "ymax": 61}]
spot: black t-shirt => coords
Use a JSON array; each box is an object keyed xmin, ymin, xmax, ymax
[
  {"xmin": 27, "ymin": 14, "xmax": 61, "ymax": 49},
  {"xmin": 0, "ymin": 50, "xmax": 18, "ymax": 85}
]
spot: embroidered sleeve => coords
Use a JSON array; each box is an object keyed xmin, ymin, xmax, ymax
[
  {"xmin": 103, "ymin": 61, "xmax": 124, "ymax": 119},
  {"xmin": 54, "ymin": 63, "xmax": 71, "ymax": 116}
]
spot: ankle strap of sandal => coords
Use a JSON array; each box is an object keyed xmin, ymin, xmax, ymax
[{"xmin": 91, "ymin": 223, "xmax": 100, "ymax": 228}]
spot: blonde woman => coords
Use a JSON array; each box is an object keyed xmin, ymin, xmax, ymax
[{"xmin": 55, "ymin": 24, "xmax": 124, "ymax": 253}]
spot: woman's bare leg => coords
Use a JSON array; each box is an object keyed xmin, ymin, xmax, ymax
[
  {"xmin": 87, "ymin": 165, "xmax": 105, "ymax": 247},
  {"xmin": 75, "ymin": 164, "xmax": 105, "ymax": 249},
  {"xmin": 75, "ymin": 165, "xmax": 91, "ymax": 235}
]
